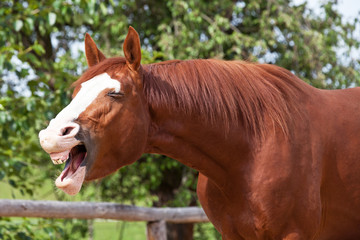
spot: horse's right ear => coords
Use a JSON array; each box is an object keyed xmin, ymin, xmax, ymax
[
  {"xmin": 85, "ymin": 33, "xmax": 106, "ymax": 67},
  {"xmin": 123, "ymin": 26, "xmax": 141, "ymax": 71}
]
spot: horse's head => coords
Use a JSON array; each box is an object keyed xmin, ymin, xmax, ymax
[{"xmin": 39, "ymin": 27, "xmax": 149, "ymax": 195}]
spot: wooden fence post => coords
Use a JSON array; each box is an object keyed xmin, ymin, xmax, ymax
[{"xmin": 147, "ymin": 220, "xmax": 167, "ymax": 240}]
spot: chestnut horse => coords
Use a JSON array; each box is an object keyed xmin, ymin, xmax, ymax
[{"xmin": 39, "ymin": 27, "xmax": 360, "ymax": 239}]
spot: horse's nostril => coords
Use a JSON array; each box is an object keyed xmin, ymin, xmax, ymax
[{"xmin": 62, "ymin": 126, "xmax": 75, "ymax": 136}]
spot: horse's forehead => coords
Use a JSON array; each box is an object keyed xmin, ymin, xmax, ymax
[{"xmin": 53, "ymin": 73, "xmax": 121, "ymax": 123}]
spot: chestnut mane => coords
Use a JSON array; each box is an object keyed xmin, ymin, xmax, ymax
[
  {"xmin": 74, "ymin": 57, "xmax": 309, "ymax": 139},
  {"xmin": 143, "ymin": 59, "xmax": 308, "ymax": 139}
]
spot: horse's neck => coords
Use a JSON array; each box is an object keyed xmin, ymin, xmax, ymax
[{"xmin": 147, "ymin": 113, "xmax": 245, "ymax": 185}]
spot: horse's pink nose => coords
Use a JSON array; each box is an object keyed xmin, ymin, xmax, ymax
[{"xmin": 39, "ymin": 122, "xmax": 80, "ymax": 154}]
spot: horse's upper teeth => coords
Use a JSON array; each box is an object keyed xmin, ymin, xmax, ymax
[{"xmin": 53, "ymin": 159, "xmax": 65, "ymax": 165}]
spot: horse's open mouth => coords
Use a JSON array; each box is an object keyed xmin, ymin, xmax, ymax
[
  {"xmin": 51, "ymin": 144, "xmax": 87, "ymax": 195},
  {"xmin": 60, "ymin": 145, "xmax": 87, "ymax": 180}
]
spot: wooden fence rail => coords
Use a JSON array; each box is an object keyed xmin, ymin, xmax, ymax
[{"xmin": 0, "ymin": 199, "xmax": 209, "ymax": 240}]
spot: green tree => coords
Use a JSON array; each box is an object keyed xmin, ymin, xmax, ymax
[{"xmin": 0, "ymin": 0, "xmax": 359, "ymax": 239}]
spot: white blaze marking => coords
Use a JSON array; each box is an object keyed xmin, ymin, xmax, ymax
[{"xmin": 49, "ymin": 73, "xmax": 121, "ymax": 128}]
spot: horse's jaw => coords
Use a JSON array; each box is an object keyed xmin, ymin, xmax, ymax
[
  {"xmin": 51, "ymin": 145, "xmax": 88, "ymax": 195},
  {"xmin": 55, "ymin": 164, "xmax": 86, "ymax": 195}
]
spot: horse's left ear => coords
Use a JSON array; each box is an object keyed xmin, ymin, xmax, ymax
[
  {"xmin": 123, "ymin": 26, "xmax": 141, "ymax": 71},
  {"xmin": 85, "ymin": 33, "xmax": 106, "ymax": 67}
]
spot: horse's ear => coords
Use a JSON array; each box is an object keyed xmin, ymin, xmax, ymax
[
  {"xmin": 123, "ymin": 26, "xmax": 141, "ymax": 71},
  {"xmin": 85, "ymin": 33, "xmax": 106, "ymax": 67}
]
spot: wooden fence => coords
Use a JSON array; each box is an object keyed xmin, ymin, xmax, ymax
[{"xmin": 0, "ymin": 199, "xmax": 209, "ymax": 240}]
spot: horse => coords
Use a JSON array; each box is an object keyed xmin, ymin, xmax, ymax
[{"xmin": 38, "ymin": 27, "xmax": 360, "ymax": 239}]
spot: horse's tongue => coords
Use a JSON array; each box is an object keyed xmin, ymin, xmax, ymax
[
  {"xmin": 70, "ymin": 152, "xmax": 86, "ymax": 172},
  {"xmin": 55, "ymin": 164, "xmax": 86, "ymax": 195}
]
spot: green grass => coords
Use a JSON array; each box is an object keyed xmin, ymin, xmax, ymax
[
  {"xmin": 93, "ymin": 221, "xmax": 146, "ymax": 240},
  {"xmin": 0, "ymin": 180, "xmax": 58, "ymax": 200},
  {"xmin": 0, "ymin": 181, "xmax": 16, "ymax": 199}
]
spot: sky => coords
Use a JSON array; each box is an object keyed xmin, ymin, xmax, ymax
[
  {"xmin": 294, "ymin": 0, "xmax": 360, "ymax": 20},
  {"xmin": 336, "ymin": 0, "xmax": 360, "ymax": 19}
]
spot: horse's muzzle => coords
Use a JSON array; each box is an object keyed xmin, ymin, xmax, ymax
[{"xmin": 39, "ymin": 121, "xmax": 81, "ymax": 154}]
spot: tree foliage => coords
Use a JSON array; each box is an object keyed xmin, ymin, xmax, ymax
[{"xmin": 0, "ymin": 0, "xmax": 359, "ymax": 239}]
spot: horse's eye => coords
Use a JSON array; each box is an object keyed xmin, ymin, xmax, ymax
[{"xmin": 107, "ymin": 91, "xmax": 125, "ymax": 98}]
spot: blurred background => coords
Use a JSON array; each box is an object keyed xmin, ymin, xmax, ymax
[{"xmin": 0, "ymin": 0, "xmax": 359, "ymax": 239}]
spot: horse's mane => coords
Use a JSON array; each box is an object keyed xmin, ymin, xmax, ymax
[
  {"xmin": 143, "ymin": 59, "xmax": 309, "ymax": 139},
  {"xmin": 74, "ymin": 57, "xmax": 309, "ymax": 140}
]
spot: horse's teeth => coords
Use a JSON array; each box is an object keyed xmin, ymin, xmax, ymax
[{"xmin": 53, "ymin": 159, "xmax": 63, "ymax": 165}]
